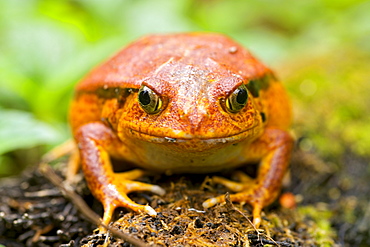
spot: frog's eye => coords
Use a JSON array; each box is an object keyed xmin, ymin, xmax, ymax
[
  {"xmin": 138, "ymin": 85, "xmax": 162, "ymax": 114},
  {"xmin": 225, "ymin": 84, "xmax": 249, "ymax": 113}
]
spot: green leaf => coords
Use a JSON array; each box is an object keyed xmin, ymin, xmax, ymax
[{"xmin": 0, "ymin": 109, "xmax": 61, "ymax": 155}]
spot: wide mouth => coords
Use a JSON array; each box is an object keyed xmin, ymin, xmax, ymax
[{"xmin": 127, "ymin": 124, "xmax": 259, "ymax": 144}]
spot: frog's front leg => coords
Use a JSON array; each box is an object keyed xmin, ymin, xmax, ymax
[
  {"xmin": 203, "ymin": 128, "xmax": 294, "ymax": 227},
  {"xmin": 74, "ymin": 122, "xmax": 165, "ymax": 230}
]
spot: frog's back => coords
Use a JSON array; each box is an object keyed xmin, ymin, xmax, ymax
[{"xmin": 70, "ymin": 33, "xmax": 291, "ymax": 134}]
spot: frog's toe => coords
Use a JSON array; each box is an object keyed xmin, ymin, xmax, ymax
[
  {"xmin": 96, "ymin": 178, "xmax": 165, "ymax": 232},
  {"xmin": 98, "ymin": 201, "xmax": 158, "ymax": 233},
  {"xmin": 111, "ymin": 179, "xmax": 165, "ymax": 215},
  {"xmin": 211, "ymin": 176, "xmax": 245, "ymax": 192},
  {"xmin": 143, "ymin": 205, "xmax": 157, "ymax": 216},
  {"xmin": 252, "ymin": 206, "xmax": 262, "ymax": 227},
  {"xmin": 149, "ymin": 184, "xmax": 166, "ymax": 196},
  {"xmin": 114, "ymin": 169, "xmax": 166, "ymax": 195},
  {"xmin": 233, "ymin": 171, "xmax": 254, "ymax": 184},
  {"xmin": 202, "ymin": 196, "xmax": 222, "ymax": 208},
  {"xmin": 120, "ymin": 179, "xmax": 165, "ymax": 196},
  {"xmin": 202, "ymin": 192, "xmax": 249, "ymax": 208}
]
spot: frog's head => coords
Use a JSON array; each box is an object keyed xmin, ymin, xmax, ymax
[{"xmin": 89, "ymin": 33, "xmax": 273, "ymax": 151}]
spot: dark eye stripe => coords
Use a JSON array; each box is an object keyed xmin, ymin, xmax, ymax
[
  {"xmin": 260, "ymin": 112, "xmax": 266, "ymax": 122},
  {"xmin": 246, "ymin": 73, "xmax": 274, "ymax": 98}
]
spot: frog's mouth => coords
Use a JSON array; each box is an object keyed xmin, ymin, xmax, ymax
[{"xmin": 127, "ymin": 124, "xmax": 261, "ymax": 146}]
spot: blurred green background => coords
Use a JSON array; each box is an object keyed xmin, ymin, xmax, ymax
[{"xmin": 0, "ymin": 0, "xmax": 370, "ymax": 176}]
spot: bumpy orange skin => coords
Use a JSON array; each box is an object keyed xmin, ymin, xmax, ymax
[{"xmin": 69, "ymin": 33, "xmax": 293, "ymax": 229}]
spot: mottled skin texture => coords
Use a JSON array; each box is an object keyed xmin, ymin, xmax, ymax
[{"xmin": 69, "ymin": 33, "xmax": 293, "ymax": 230}]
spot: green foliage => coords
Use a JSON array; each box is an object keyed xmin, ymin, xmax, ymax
[
  {"xmin": 1, "ymin": 0, "xmax": 370, "ymax": 175},
  {"xmin": 299, "ymin": 205, "xmax": 337, "ymax": 247},
  {"xmin": 0, "ymin": 109, "xmax": 60, "ymax": 155},
  {"xmin": 284, "ymin": 47, "xmax": 370, "ymax": 157}
]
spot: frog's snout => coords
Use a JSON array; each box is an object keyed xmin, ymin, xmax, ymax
[{"xmin": 180, "ymin": 107, "xmax": 210, "ymax": 133}]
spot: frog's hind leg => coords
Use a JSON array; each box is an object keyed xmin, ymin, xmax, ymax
[
  {"xmin": 66, "ymin": 149, "xmax": 80, "ymax": 181},
  {"xmin": 41, "ymin": 139, "xmax": 81, "ymax": 181},
  {"xmin": 42, "ymin": 139, "xmax": 76, "ymax": 162}
]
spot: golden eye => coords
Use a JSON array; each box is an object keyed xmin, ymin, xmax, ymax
[
  {"xmin": 225, "ymin": 84, "xmax": 249, "ymax": 113},
  {"xmin": 138, "ymin": 85, "xmax": 162, "ymax": 114}
]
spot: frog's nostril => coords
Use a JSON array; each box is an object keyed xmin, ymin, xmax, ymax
[{"xmin": 185, "ymin": 111, "xmax": 209, "ymax": 132}]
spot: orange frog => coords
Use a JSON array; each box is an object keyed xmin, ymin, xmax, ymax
[{"xmin": 69, "ymin": 33, "xmax": 294, "ymax": 229}]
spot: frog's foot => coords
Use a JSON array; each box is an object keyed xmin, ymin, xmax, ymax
[
  {"xmin": 98, "ymin": 169, "xmax": 165, "ymax": 232},
  {"xmin": 202, "ymin": 173, "xmax": 265, "ymax": 227}
]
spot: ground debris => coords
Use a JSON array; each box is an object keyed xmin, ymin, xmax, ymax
[
  {"xmin": 0, "ymin": 155, "xmax": 334, "ymax": 246},
  {"xmin": 0, "ymin": 167, "xmax": 94, "ymax": 246},
  {"xmin": 77, "ymin": 174, "xmax": 317, "ymax": 246}
]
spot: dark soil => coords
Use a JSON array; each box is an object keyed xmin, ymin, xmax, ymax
[{"xmin": 0, "ymin": 147, "xmax": 369, "ymax": 246}]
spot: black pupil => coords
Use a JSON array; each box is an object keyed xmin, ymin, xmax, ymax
[
  {"xmin": 236, "ymin": 88, "xmax": 248, "ymax": 104},
  {"xmin": 139, "ymin": 90, "xmax": 151, "ymax": 105}
]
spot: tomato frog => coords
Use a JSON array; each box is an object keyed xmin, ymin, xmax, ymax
[{"xmin": 68, "ymin": 33, "xmax": 294, "ymax": 230}]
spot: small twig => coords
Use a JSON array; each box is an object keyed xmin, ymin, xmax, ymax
[
  {"xmin": 248, "ymin": 234, "xmax": 294, "ymax": 247},
  {"xmin": 31, "ymin": 224, "xmax": 54, "ymax": 243},
  {"xmin": 224, "ymin": 193, "xmax": 257, "ymax": 231},
  {"xmin": 224, "ymin": 193, "xmax": 274, "ymax": 246},
  {"xmin": 38, "ymin": 162, "xmax": 154, "ymax": 247}
]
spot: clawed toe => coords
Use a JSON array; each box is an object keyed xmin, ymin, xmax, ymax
[{"xmin": 96, "ymin": 173, "xmax": 165, "ymax": 232}]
